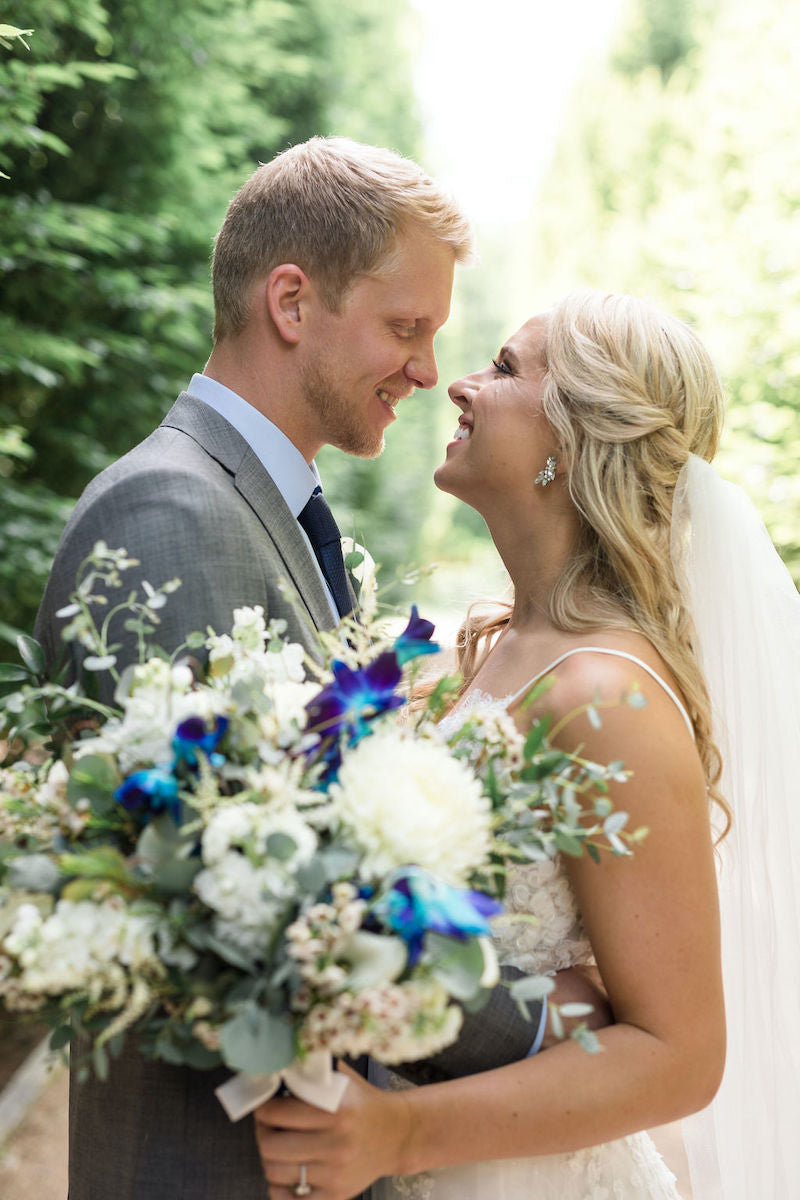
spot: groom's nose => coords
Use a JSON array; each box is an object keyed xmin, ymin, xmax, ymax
[{"xmin": 404, "ymin": 340, "xmax": 438, "ymax": 390}]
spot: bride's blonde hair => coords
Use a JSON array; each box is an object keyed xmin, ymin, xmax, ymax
[{"xmin": 458, "ymin": 290, "xmax": 728, "ymax": 822}]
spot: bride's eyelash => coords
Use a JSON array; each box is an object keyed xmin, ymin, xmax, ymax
[{"xmin": 492, "ymin": 357, "xmax": 512, "ymax": 375}]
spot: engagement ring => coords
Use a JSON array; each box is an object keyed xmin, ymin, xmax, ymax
[{"xmin": 292, "ymin": 1163, "xmax": 313, "ymax": 1196}]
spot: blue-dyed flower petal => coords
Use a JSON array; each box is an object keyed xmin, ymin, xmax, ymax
[
  {"xmin": 173, "ymin": 715, "xmax": 229, "ymax": 767},
  {"xmin": 394, "ymin": 606, "xmax": 440, "ymax": 667},
  {"xmin": 305, "ymin": 654, "xmax": 405, "ymax": 758},
  {"xmin": 372, "ymin": 867, "xmax": 502, "ymax": 965},
  {"xmin": 362, "ymin": 651, "xmax": 403, "ymax": 693},
  {"xmin": 115, "ymin": 767, "xmax": 181, "ymax": 824}
]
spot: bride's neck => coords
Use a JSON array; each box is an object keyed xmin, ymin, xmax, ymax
[{"xmin": 485, "ymin": 508, "xmax": 580, "ymax": 632}]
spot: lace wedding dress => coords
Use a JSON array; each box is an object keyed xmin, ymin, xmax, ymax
[{"xmin": 370, "ymin": 652, "xmax": 686, "ymax": 1200}]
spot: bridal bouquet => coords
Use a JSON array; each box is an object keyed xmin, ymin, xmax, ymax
[{"xmin": 0, "ymin": 545, "xmax": 639, "ymax": 1117}]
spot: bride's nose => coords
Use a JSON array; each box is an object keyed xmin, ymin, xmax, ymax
[{"xmin": 447, "ymin": 376, "xmax": 478, "ymax": 405}]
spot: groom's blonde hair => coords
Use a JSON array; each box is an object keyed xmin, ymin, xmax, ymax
[
  {"xmin": 211, "ymin": 136, "xmax": 474, "ymax": 341},
  {"xmin": 458, "ymin": 291, "xmax": 729, "ymax": 828}
]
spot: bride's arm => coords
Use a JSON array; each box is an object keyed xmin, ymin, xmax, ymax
[
  {"xmin": 254, "ymin": 656, "xmax": 725, "ymax": 1199},
  {"xmin": 389, "ymin": 961, "xmax": 611, "ymax": 1086}
]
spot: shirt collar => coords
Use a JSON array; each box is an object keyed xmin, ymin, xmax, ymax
[{"xmin": 188, "ymin": 373, "xmax": 320, "ymax": 517}]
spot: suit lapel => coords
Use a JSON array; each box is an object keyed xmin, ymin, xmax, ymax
[
  {"xmin": 233, "ymin": 449, "xmax": 334, "ymax": 631},
  {"xmin": 161, "ymin": 393, "xmax": 335, "ymax": 633}
]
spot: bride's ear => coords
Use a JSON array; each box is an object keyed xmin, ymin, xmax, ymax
[{"xmin": 265, "ymin": 264, "xmax": 313, "ymax": 345}]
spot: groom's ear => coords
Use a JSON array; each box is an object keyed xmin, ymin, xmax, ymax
[{"xmin": 264, "ymin": 264, "xmax": 313, "ymax": 345}]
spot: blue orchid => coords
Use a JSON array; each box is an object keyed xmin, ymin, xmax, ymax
[
  {"xmin": 172, "ymin": 715, "xmax": 229, "ymax": 769},
  {"xmin": 372, "ymin": 867, "xmax": 502, "ymax": 966},
  {"xmin": 115, "ymin": 767, "xmax": 181, "ymax": 824},
  {"xmin": 303, "ymin": 607, "xmax": 438, "ymax": 785},
  {"xmin": 393, "ymin": 605, "xmax": 439, "ymax": 667},
  {"xmin": 305, "ymin": 651, "xmax": 405, "ymax": 747},
  {"xmin": 305, "ymin": 607, "xmax": 437, "ymax": 745}
]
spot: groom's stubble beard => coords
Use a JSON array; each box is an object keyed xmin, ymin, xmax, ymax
[{"xmin": 301, "ymin": 360, "xmax": 385, "ymax": 459}]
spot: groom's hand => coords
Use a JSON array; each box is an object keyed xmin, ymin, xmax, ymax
[{"xmin": 543, "ymin": 963, "xmax": 613, "ymax": 1049}]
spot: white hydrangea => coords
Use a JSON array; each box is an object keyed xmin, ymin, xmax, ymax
[
  {"xmin": 258, "ymin": 680, "xmax": 321, "ymax": 752},
  {"xmin": 207, "ymin": 606, "xmax": 307, "ymax": 690},
  {"xmin": 199, "ymin": 801, "xmax": 316, "ymax": 866},
  {"xmin": 2, "ymin": 898, "xmax": 163, "ymax": 1003},
  {"xmin": 194, "ymin": 802, "xmax": 318, "ymax": 957},
  {"xmin": 76, "ymin": 659, "xmax": 226, "ymax": 773},
  {"xmin": 329, "ymin": 728, "xmax": 492, "ymax": 886}
]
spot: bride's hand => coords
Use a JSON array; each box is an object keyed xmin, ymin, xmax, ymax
[{"xmin": 253, "ymin": 1062, "xmax": 412, "ymax": 1200}]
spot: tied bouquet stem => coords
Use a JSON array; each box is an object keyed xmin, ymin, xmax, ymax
[{"xmin": 0, "ymin": 544, "xmax": 645, "ymax": 1118}]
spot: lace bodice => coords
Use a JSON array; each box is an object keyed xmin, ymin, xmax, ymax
[{"xmin": 440, "ymin": 687, "xmax": 594, "ymax": 975}]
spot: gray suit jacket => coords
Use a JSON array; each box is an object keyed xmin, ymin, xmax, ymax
[{"xmin": 36, "ymin": 393, "xmax": 540, "ymax": 1200}]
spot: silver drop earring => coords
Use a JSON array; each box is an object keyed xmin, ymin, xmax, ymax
[{"xmin": 535, "ymin": 455, "xmax": 557, "ymax": 487}]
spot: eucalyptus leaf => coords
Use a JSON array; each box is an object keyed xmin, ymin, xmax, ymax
[
  {"xmin": 295, "ymin": 858, "xmax": 327, "ymax": 894},
  {"xmin": 558, "ymin": 1002, "xmax": 595, "ymax": 1018},
  {"xmin": 461, "ymin": 988, "xmax": 491, "ymax": 1014},
  {"xmin": 136, "ymin": 815, "xmax": 185, "ymax": 864},
  {"xmin": 572, "ymin": 1026, "xmax": 602, "ymax": 1054},
  {"xmin": 427, "ymin": 932, "xmax": 485, "ymax": 1001},
  {"xmin": 510, "ymin": 975, "xmax": 556, "ymax": 1003},
  {"xmin": 67, "ymin": 755, "xmax": 119, "ymax": 816},
  {"xmin": 83, "ymin": 655, "xmax": 117, "ymax": 672},
  {"xmin": 151, "ymin": 858, "xmax": 202, "ymax": 895},
  {"xmin": 603, "ymin": 811, "xmax": 629, "ymax": 837},
  {"xmin": 8, "ymin": 853, "xmax": 62, "ymax": 893},
  {"xmin": 318, "ymin": 845, "xmax": 360, "ymax": 881},
  {"xmin": 265, "ymin": 832, "xmax": 297, "ymax": 862},
  {"xmin": 220, "ymin": 1007, "xmax": 295, "ymax": 1075}
]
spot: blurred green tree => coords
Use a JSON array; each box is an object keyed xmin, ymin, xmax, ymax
[
  {"xmin": 528, "ymin": 0, "xmax": 800, "ymax": 580},
  {"xmin": 0, "ymin": 0, "xmax": 424, "ymax": 638}
]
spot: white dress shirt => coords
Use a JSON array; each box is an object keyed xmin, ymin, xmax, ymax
[{"xmin": 188, "ymin": 374, "xmax": 338, "ymax": 620}]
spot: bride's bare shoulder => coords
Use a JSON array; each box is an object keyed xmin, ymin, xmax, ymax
[{"xmin": 524, "ymin": 629, "xmax": 689, "ymax": 734}]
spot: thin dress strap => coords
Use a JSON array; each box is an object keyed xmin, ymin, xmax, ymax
[{"xmin": 506, "ymin": 646, "xmax": 695, "ymax": 738}]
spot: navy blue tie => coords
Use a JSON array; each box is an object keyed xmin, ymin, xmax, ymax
[{"xmin": 297, "ymin": 486, "xmax": 353, "ymax": 619}]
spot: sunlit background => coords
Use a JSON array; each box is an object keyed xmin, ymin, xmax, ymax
[
  {"xmin": 0, "ymin": 3, "xmax": 797, "ymax": 1192},
  {"xmin": 1, "ymin": 0, "xmax": 799, "ymax": 648}
]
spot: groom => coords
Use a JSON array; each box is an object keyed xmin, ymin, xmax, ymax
[{"xmin": 36, "ymin": 137, "xmax": 606, "ymax": 1199}]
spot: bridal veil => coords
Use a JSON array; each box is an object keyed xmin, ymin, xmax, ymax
[{"xmin": 671, "ymin": 455, "xmax": 800, "ymax": 1198}]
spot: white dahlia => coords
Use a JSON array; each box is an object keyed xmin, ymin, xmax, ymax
[{"xmin": 329, "ymin": 728, "xmax": 491, "ymax": 886}]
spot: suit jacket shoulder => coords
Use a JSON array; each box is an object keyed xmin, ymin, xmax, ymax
[{"xmin": 36, "ymin": 393, "xmax": 334, "ymax": 688}]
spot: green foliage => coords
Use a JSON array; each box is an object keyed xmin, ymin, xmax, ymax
[
  {"xmin": 1, "ymin": 0, "xmax": 424, "ymax": 640},
  {"xmin": 529, "ymin": 0, "xmax": 800, "ymax": 581}
]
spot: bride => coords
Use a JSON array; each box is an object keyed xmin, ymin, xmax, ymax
[{"xmin": 253, "ymin": 290, "xmax": 799, "ymax": 1199}]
